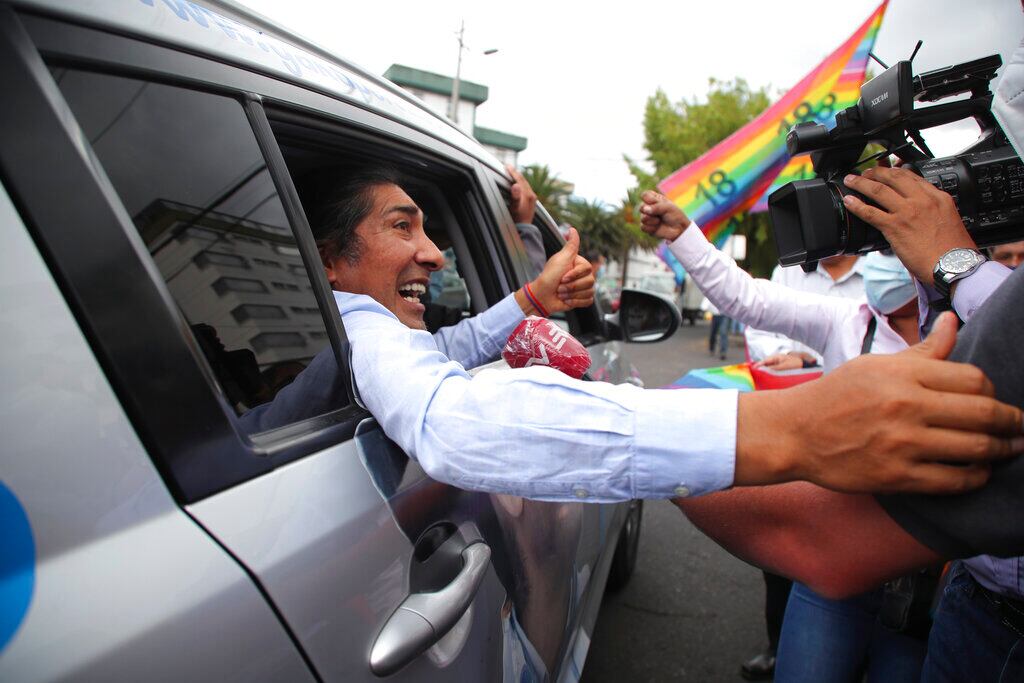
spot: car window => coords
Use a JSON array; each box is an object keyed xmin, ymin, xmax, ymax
[
  {"xmin": 51, "ymin": 67, "xmax": 344, "ymax": 433},
  {"xmin": 269, "ymin": 119, "xmax": 503, "ymax": 354}
]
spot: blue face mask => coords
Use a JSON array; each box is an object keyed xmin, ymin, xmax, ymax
[{"xmin": 863, "ymin": 252, "xmax": 917, "ymax": 314}]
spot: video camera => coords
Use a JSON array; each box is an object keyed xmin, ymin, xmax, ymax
[{"xmin": 768, "ymin": 52, "xmax": 1024, "ymax": 271}]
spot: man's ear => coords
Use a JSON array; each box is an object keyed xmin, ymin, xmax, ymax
[{"xmin": 318, "ymin": 245, "xmax": 340, "ymax": 288}]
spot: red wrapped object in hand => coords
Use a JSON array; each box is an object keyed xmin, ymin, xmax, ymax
[{"xmin": 502, "ymin": 316, "xmax": 591, "ymax": 379}]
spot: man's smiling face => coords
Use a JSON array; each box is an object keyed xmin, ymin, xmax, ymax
[{"xmin": 324, "ymin": 183, "xmax": 444, "ymax": 329}]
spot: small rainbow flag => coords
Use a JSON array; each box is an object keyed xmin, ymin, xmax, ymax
[
  {"xmin": 657, "ymin": 1, "xmax": 888, "ymax": 248},
  {"xmin": 666, "ymin": 362, "xmax": 824, "ymax": 392},
  {"xmin": 667, "ymin": 363, "xmax": 756, "ymax": 392}
]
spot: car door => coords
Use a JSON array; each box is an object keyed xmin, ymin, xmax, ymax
[
  {"xmin": 12, "ymin": 6, "xmax": 604, "ymax": 680},
  {"xmin": 478, "ymin": 169, "xmax": 639, "ymax": 679}
]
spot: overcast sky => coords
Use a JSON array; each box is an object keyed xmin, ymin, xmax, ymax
[{"xmin": 237, "ymin": 0, "xmax": 1023, "ymax": 204}]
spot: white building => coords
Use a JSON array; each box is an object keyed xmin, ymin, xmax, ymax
[{"xmin": 383, "ymin": 64, "xmax": 527, "ymax": 167}]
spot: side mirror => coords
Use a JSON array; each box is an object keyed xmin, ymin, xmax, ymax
[{"xmin": 604, "ymin": 288, "xmax": 680, "ymax": 343}]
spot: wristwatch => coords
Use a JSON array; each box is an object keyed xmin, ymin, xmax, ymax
[{"xmin": 932, "ymin": 247, "xmax": 987, "ymax": 301}]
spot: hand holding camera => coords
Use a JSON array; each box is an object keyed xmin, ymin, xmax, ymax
[
  {"xmin": 769, "ymin": 53, "xmax": 1023, "ymax": 270},
  {"xmin": 842, "ymin": 166, "xmax": 977, "ymax": 286}
]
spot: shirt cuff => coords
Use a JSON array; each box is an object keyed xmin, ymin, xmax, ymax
[
  {"xmin": 481, "ymin": 293, "xmax": 526, "ymax": 342},
  {"xmin": 952, "ymin": 262, "xmax": 1013, "ymax": 323},
  {"xmin": 668, "ymin": 222, "xmax": 707, "ymax": 255},
  {"xmin": 632, "ymin": 387, "xmax": 737, "ymax": 498}
]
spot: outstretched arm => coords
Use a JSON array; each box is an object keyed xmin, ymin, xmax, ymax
[
  {"xmin": 673, "ymin": 484, "xmax": 942, "ymax": 599},
  {"xmin": 639, "ymin": 191, "xmax": 851, "ymax": 355}
]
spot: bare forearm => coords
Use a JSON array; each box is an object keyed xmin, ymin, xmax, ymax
[{"xmin": 673, "ymin": 483, "xmax": 942, "ymax": 599}]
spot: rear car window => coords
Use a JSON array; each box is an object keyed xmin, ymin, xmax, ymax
[{"xmin": 51, "ymin": 67, "xmax": 342, "ymax": 432}]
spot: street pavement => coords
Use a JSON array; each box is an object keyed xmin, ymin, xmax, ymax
[{"xmin": 581, "ymin": 319, "xmax": 767, "ymax": 682}]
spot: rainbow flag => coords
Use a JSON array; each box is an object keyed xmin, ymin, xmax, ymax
[
  {"xmin": 657, "ymin": 241, "xmax": 687, "ymax": 285},
  {"xmin": 657, "ymin": 1, "xmax": 888, "ymax": 248},
  {"xmin": 667, "ymin": 363, "xmax": 756, "ymax": 392},
  {"xmin": 665, "ymin": 362, "xmax": 824, "ymax": 392}
]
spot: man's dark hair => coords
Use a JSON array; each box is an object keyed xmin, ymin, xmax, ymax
[{"xmin": 313, "ymin": 165, "xmax": 405, "ymax": 265}]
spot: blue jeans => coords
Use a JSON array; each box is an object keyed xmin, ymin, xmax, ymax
[
  {"xmin": 921, "ymin": 562, "xmax": 1024, "ymax": 682},
  {"xmin": 775, "ymin": 581, "xmax": 926, "ymax": 683}
]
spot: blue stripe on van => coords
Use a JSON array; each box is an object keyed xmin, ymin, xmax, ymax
[{"xmin": 0, "ymin": 481, "xmax": 35, "ymax": 652}]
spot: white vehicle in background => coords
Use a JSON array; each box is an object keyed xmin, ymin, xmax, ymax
[{"xmin": 637, "ymin": 273, "xmax": 683, "ymax": 313}]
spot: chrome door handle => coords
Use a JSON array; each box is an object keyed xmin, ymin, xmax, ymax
[{"xmin": 369, "ymin": 543, "xmax": 491, "ymax": 676}]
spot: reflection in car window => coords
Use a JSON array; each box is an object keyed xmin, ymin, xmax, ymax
[{"xmin": 52, "ymin": 68, "xmax": 342, "ymax": 432}]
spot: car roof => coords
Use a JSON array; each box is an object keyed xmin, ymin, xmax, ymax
[{"xmin": 16, "ymin": 0, "xmax": 507, "ymax": 175}]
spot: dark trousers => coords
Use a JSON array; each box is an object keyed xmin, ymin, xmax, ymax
[
  {"xmin": 764, "ymin": 571, "xmax": 793, "ymax": 651},
  {"xmin": 710, "ymin": 314, "xmax": 730, "ymax": 355}
]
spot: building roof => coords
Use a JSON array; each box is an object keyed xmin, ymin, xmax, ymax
[
  {"xmin": 383, "ymin": 64, "xmax": 488, "ymax": 104},
  {"xmin": 473, "ymin": 126, "xmax": 527, "ymax": 152}
]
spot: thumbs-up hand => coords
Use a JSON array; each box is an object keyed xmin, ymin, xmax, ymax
[{"xmin": 517, "ymin": 227, "xmax": 595, "ymax": 316}]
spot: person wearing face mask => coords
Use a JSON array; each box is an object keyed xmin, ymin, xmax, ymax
[
  {"xmin": 639, "ymin": 194, "xmax": 939, "ymax": 681},
  {"xmin": 638, "ymin": 194, "xmax": 921, "ymax": 372}
]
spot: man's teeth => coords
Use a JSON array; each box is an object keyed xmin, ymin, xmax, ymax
[{"xmin": 399, "ymin": 282, "xmax": 426, "ymax": 303}]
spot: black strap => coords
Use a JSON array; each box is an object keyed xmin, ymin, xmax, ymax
[{"xmin": 860, "ymin": 316, "xmax": 878, "ymax": 355}]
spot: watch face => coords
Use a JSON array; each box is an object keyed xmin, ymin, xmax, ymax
[{"xmin": 939, "ymin": 249, "xmax": 981, "ymax": 274}]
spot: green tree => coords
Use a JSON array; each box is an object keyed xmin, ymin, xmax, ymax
[
  {"xmin": 565, "ymin": 197, "xmax": 621, "ymax": 259},
  {"xmin": 519, "ymin": 163, "xmax": 571, "ymax": 224},
  {"xmin": 627, "ymin": 78, "xmax": 779, "ymax": 277},
  {"xmin": 565, "ymin": 192, "xmax": 661, "ymax": 287},
  {"xmin": 617, "ymin": 186, "xmax": 660, "ymax": 286}
]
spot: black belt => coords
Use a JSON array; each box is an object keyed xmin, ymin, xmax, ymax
[{"xmin": 973, "ymin": 577, "xmax": 1024, "ymax": 639}]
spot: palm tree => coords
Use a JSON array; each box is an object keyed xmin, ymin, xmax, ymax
[
  {"xmin": 519, "ymin": 164, "xmax": 571, "ymax": 223},
  {"xmin": 564, "ymin": 197, "xmax": 623, "ymax": 262},
  {"xmin": 617, "ymin": 186, "xmax": 660, "ymax": 286}
]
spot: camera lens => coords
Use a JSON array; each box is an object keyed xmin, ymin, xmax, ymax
[
  {"xmin": 831, "ymin": 177, "xmax": 889, "ymax": 254},
  {"xmin": 768, "ymin": 177, "xmax": 889, "ymax": 265}
]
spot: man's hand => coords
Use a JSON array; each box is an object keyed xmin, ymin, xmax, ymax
[
  {"xmin": 507, "ymin": 164, "xmax": 538, "ymax": 225},
  {"xmin": 639, "ymin": 190, "xmax": 692, "ymax": 241},
  {"xmin": 736, "ymin": 312, "xmax": 1024, "ymax": 494},
  {"xmin": 754, "ymin": 351, "xmax": 816, "ymax": 371},
  {"xmin": 842, "ymin": 167, "xmax": 977, "ymax": 285},
  {"xmin": 515, "ymin": 227, "xmax": 595, "ymax": 315}
]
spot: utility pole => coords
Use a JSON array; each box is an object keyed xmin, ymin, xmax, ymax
[
  {"xmin": 447, "ymin": 21, "xmax": 497, "ymax": 125},
  {"xmin": 447, "ymin": 20, "xmax": 465, "ymax": 123}
]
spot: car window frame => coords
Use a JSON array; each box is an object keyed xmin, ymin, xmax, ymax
[
  {"xmin": 4, "ymin": 8, "xmax": 516, "ymax": 504},
  {"xmin": 486, "ymin": 169, "xmax": 607, "ymax": 344}
]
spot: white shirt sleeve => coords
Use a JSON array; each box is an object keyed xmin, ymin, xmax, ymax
[
  {"xmin": 338, "ymin": 292, "xmax": 737, "ymax": 502},
  {"xmin": 667, "ymin": 226, "xmax": 852, "ymax": 358},
  {"xmin": 432, "ymin": 294, "xmax": 524, "ymax": 369},
  {"xmin": 743, "ymin": 265, "xmax": 802, "ymax": 361}
]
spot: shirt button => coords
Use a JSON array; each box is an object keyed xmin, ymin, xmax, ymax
[
  {"xmin": 674, "ymin": 485, "xmax": 691, "ymax": 497},
  {"xmin": 573, "ymin": 488, "xmax": 589, "ymax": 499}
]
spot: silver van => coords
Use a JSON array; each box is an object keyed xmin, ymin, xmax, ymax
[{"xmin": 0, "ymin": 1, "xmax": 675, "ymax": 680}]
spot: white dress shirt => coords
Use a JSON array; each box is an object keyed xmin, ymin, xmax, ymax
[
  {"xmin": 335, "ymin": 290, "xmax": 737, "ymax": 502},
  {"xmin": 667, "ymin": 226, "xmax": 905, "ymax": 372},
  {"xmin": 744, "ymin": 255, "xmax": 865, "ymax": 362}
]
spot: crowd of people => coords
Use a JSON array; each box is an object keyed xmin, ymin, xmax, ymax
[{"xmin": 250, "ymin": 36, "xmax": 1024, "ymax": 683}]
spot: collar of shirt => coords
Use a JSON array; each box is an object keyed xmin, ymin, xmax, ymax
[{"xmin": 816, "ymin": 257, "xmax": 865, "ymax": 285}]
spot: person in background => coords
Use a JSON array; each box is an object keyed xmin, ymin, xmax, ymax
[
  {"xmin": 706, "ymin": 298, "xmax": 731, "ymax": 361},
  {"xmin": 989, "ymin": 238, "xmax": 1024, "ymax": 269},
  {"xmin": 640, "ymin": 191, "xmax": 931, "ymax": 682},
  {"xmin": 740, "ymin": 255, "xmax": 863, "ymax": 680},
  {"xmin": 506, "ymin": 164, "xmax": 548, "ymax": 276},
  {"xmin": 744, "ymin": 254, "xmax": 863, "ymax": 367}
]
